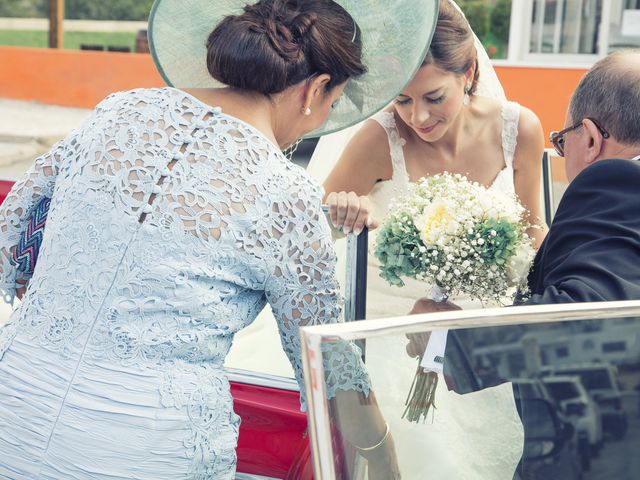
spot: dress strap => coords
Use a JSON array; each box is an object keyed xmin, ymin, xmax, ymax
[
  {"xmin": 500, "ymin": 101, "xmax": 520, "ymax": 169},
  {"xmin": 370, "ymin": 111, "xmax": 409, "ymax": 182}
]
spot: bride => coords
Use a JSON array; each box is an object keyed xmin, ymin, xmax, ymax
[
  {"xmin": 312, "ymin": 0, "xmax": 547, "ymax": 317},
  {"xmin": 306, "ymin": 1, "xmax": 544, "ymax": 478}
]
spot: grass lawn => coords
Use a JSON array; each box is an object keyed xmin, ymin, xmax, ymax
[{"xmin": 0, "ymin": 30, "xmax": 137, "ymax": 51}]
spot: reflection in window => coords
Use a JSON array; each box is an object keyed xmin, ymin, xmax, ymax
[
  {"xmin": 544, "ymin": 380, "xmax": 580, "ymax": 401},
  {"xmin": 602, "ymin": 341, "xmax": 627, "ymax": 353}
]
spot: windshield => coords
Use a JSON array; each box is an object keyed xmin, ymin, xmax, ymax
[
  {"xmin": 545, "ymin": 381, "xmax": 580, "ymax": 401},
  {"xmin": 557, "ymin": 369, "xmax": 613, "ymax": 391}
]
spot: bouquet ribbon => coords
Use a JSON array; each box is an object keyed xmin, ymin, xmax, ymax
[{"xmin": 419, "ymin": 285, "xmax": 449, "ymax": 375}]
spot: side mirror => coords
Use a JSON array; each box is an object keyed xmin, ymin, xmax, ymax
[{"xmin": 516, "ymin": 398, "xmax": 565, "ymax": 460}]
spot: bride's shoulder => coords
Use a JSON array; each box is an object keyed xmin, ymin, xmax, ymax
[
  {"xmin": 512, "ymin": 105, "xmax": 544, "ymax": 171},
  {"xmin": 340, "ymin": 115, "xmax": 395, "ymax": 175},
  {"xmin": 346, "ymin": 115, "xmax": 394, "ymax": 156}
]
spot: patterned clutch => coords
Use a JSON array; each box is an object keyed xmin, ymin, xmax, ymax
[{"xmin": 10, "ymin": 196, "xmax": 51, "ymax": 275}]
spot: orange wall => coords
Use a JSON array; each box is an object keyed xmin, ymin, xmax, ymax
[
  {"xmin": 495, "ymin": 65, "xmax": 587, "ymax": 142},
  {"xmin": 0, "ymin": 46, "xmax": 588, "ymax": 144},
  {"xmin": 0, "ymin": 46, "xmax": 164, "ymax": 108}
]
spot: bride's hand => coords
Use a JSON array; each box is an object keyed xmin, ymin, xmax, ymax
[{"xmin": 325, "ymin": 191, "xmax": 379, "ymax": 235}]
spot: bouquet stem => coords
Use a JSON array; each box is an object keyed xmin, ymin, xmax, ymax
[
  {"xmin": 402, "ymin": 365, "xmax": 438, "ymax": 423},
  {"xmin": 403, "ymin": 285, "xmax": 449, "ymax": 424}
]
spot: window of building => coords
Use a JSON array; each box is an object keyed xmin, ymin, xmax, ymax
[{"xmin": 602, "ymin": 341, "xmax": 627, "ymax": 353}]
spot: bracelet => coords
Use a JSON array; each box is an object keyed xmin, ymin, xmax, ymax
[{"xmin": 353, "ymin": 422, "xmax": 390, "ymax": 452}]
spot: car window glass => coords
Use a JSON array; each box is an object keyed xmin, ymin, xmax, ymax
[
  {"xmin": 545, "ymin": 381, "xmax": 580, "ymax": 400},
  {"xmin": 302, "ymin": 303, "xmax": 640, "ymax": 479}
]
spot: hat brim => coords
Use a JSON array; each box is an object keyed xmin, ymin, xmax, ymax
[{"xmin": 149, "ymin": 0, "xmax": 439, "ymax": 138}]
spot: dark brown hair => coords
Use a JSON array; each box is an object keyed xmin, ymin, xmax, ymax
[
  {"xmin": 206, "ymin": 0, "xmax": 366, "ymax": 96},
  {"xmin": 569, "ymin": 49, "xmax": 640, "ymax": 145},
  {"xmin": 422, "ymin": 0, "xmax": 479, "ymax": 95}
]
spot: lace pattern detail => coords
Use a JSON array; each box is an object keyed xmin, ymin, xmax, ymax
[
  {"xmin": 371, "ymin": 111, "xmax": 409, "ymax": 184},
  {"xmin": 0, "ymin": 87, "xmax": 371, "ymax": 475},
  {"xmin": 160, "ymin": 363, "xmax": 240, "ymax": 480},
  {"xmin": 501, "ymin": 101, "xmax": 520, "ymax": 168},
  {"xmin": 0, "ymin": 138, "xmax": 74, "ymax": 303},
  {"xmin": 321, "ymin": 341, "xmax": 371, "ymax": 400}
]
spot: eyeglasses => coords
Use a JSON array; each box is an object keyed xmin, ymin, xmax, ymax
[{"xmin": 549, "ymin": 117, "xmax": 610, "ymax": 157}]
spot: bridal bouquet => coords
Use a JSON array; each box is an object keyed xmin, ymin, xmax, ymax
[
  {"xmin": 374, "ymin": 173, "xmax": 535, "ymax": 422},
  {"xmin": 375, "ymin": 173, "xmax": 534, "ymax": 303}
]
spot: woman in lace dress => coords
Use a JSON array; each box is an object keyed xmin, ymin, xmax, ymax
[
  {"xmin": 322, "ymin": 0, "xmax": 547, "ymax": 317},
  {"xmin": 0, "ymin": 0, "xmax": 444, "ymax": 477}
]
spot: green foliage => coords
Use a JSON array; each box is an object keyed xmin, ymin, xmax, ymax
[
  {"xmin": 0, "ymin": 0, "xmax": 47, "ymax": 18},
  {"xmin": 472, "ymin": 219, "xmax": 519, "ymax": 266},
  {"xmin": 0, "ymin": 0, "xmax": 154, "ymax": 21},
  {"xmin": 458, "ymin": 0, "xmax": 489, "ymax": 40},
  {"xmin": 490, "ymin": 0, "xmax": 512, "ymax": 45},
  {"xmin": 64, "ymin": 0, "xmax": 154, "ymax": 21},
  {"xmin": 374, "ymin": 215, "xmax": 424, "ymax": 287}
]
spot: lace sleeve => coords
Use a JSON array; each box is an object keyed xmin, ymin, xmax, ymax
[
  {"xmin": 0, "ymin": 133, "xmax": 77, "ymax": 303},
  {"xmin": 264, "ymin": 180, "xmax": 371, "ymax": 411}
]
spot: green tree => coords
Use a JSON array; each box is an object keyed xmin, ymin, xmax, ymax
[
  {"xmin": 64, "ymin": 0, "xmax": 154, "ymax": 21},
  {"xmin": 458, "ymin": 0, "xmax": 489, "ymax": 40},
  {"xmin": 0, "ymin": 0, "xmax": 46, "ymax": 18},
  {"xmin": 490, "ymin": 0, "xmax": 512, "ymax": 45}
]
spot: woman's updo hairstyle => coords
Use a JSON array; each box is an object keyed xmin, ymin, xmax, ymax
[
  {"xmin": 422, "ymin": 0, "xmax": 479, "ymax": 95},
  {"xmin": 206, "ymin": 0, "xmax": 367, "ymax": 96}
]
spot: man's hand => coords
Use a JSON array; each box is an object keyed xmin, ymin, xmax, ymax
[
  {"xmin": 405, "ymin": 298, "xmax": 461, "ymax": 358},
  {"xmin": 409, "ymin": 298, "xmax": 461, "ymax": 315}
]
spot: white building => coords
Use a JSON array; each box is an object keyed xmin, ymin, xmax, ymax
[{"xmin": 506, "ymin": 0, "xmax": 640, "ymax": 66}]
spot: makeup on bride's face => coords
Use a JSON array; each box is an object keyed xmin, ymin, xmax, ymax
[{"xmin": 392, "ymin": 64, "xmax": 466, "ymax": 141}]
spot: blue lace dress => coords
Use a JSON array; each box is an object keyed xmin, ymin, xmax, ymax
[{"xmin": 0, "ymin": 88, "xmax": 369, "ymax": 479}]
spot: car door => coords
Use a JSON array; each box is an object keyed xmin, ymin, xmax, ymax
[{"xmin": 301, "ymin": 300, "xmax": 640, "ymax": 479}]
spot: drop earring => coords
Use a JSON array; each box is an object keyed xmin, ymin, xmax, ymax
[{"xmin": 463, "ymin": 85, "xmax": 471, "ymax": 106}]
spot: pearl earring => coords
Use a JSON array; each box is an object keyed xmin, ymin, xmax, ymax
[
  {"xmin": 463, "ymin": 85, "xmax": 471, "ymax": 106},
  {"xmin": 303, "ymin": 107, "xmax": 312, "ymax": 116}
]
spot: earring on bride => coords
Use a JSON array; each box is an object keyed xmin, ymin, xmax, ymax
[
  {"xmin": 303, "ymin": 107, "xmax": 312, "ymax": 116},
  {"xmin": 463, "ymin": 85, "xmax": 471, "ymax": 106}
]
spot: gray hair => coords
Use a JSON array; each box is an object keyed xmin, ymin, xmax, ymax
[{"xmin": 569, "ymin": 49, "xmax": 640, "ymax": 145}]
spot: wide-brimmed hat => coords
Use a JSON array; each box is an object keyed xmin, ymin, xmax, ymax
[{"xmin": 148, "ymin": 0, "xmax": 439, "ymax": 137}]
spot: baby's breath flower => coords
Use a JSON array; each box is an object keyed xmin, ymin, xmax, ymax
[{"xmin": 374, "ymin": 172, "xmax": 535, "ymax": 302}]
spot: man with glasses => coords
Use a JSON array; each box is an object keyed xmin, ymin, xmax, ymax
[
  {"xmin": 412, "ymin": 50, "xmax": 640, "ymax": 316},
  {"xmin": 524, "ymin": 49, "xmax": 640, "ymax": 304}
]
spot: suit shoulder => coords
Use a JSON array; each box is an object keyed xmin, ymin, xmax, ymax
[{"xmin": 580, "ymin": 158, "xmax": 640, "ymax": 178}]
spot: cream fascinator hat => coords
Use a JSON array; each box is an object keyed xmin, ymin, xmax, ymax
[{"xmin": 149, "ymin": 0, "xmax": 439, "ymax": 137}]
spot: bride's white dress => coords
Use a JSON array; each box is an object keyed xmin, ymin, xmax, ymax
[
  {"xmin": 362, "ymin": 101, "xmax": 525, "ymax": 479},
  {"xmin": 366, "ymin": 101, "xmax": 521, "ymax": 317}
]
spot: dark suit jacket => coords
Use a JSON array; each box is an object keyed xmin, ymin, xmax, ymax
[{"xmin": 524, "ymin": 158, "xmax": 640, "ymax": 305}]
